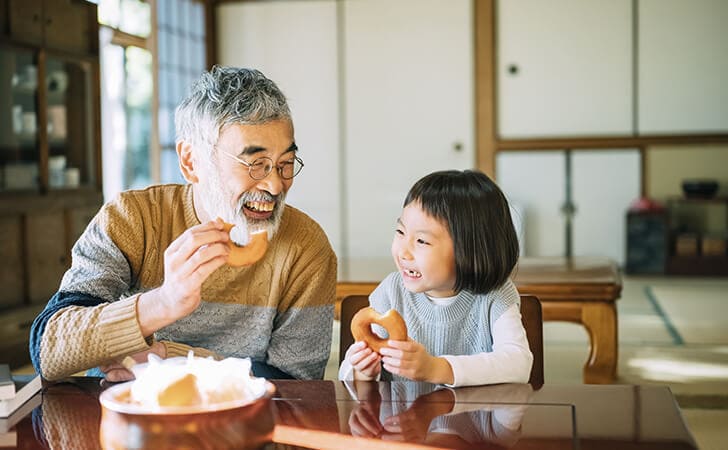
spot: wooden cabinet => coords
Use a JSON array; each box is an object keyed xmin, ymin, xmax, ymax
[
  {"xmin": 0, "ymin": 216, "xmax": 24, "ymax": 308},
  {"xmin": 7, "ymin": 0, "xmax": 97, "ymax": 54},
  {"xmin": 666, "ymin": 197, "xmax": 728, "ymax": 275},
  {"xmin": 497, "ymin": 0, "xmax": 633, "ymax": 138},
  {"xmin": 0, "ymin": 0, "xmax": 102, "ymax": 368}
]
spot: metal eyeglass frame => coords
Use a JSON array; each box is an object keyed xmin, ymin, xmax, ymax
[{"xmin": 222, "ymin": 152, "xmax": 304, "ymax": 180}]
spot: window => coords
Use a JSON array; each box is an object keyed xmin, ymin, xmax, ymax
[{"xmin": 97, "ymin": 0, "xmax": 206, "ymax": 200}]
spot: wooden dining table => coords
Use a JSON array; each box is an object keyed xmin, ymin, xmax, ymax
[
  {"xmin": 5, "ymin": 377, "xmax": 695, "ymax": 449},
  {"xmin": 337, "ymin": 256, "xmax": 622, "ymax": 385}
]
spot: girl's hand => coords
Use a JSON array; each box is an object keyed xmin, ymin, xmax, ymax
[
  {"xmin": 380, "ymin": 339, "xmax": 454, "ymax": 384},
  {"xmin": 348, "ymin": 401, "xmax": 383, "ymax": 438},
  {"xmin": 346, "ymin": 341, "xmax": 382, "ymax": 380}
]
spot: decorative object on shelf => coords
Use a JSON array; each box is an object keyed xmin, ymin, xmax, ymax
[
  {"xmin": 48, "ymin": 156, "xmax": 67, "ymax": 188},
  {"xmin": 46, "ymin": 70, "xmax": 69, "ymax": 94},
  {"xmin": 21, "ymin": 112, "xmax": 36, "ymax": 135},
  {"xmin": 3, "ymin": 163, "xmax": 38, "ymax": 190},
  {"xmin": 47, "ymin": 105, "xmax": 67, "ymax": 140},
  {"xmin": 675, "ymin": 233, "xmax": 699, "ymax": 257},
  {"xmin": 16, "ymin": 65, "xmax": 38, "ymax": 91},
  {"xmin": 682, "ymin": 179, "xmax": 719, "ymax": 199},
  {"xmin": 702, "ymin": 233, "xmax": 727, "ymax": 257},
  {"xmin": 11, "ymin": 106, "xmax": 22, "ymax": 135},
  {"xmin": 64, "ymin": 167, "xmax": 80, "ymax": 188},
  {"xmin": 628, "ymin": 196, "xmax": 665, "ymax": 213}
]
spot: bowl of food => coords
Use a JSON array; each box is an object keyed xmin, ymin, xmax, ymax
[{"xmin": 99, "ymin": 355, "xmax": 276, "ymax": 450}]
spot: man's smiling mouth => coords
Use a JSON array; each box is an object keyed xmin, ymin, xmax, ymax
[{"xmin": 244, "ymin": 201, "xmax": 274, "ymax": 212}]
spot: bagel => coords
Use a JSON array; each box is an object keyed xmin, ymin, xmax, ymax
[
  {"xmin": 221, "ymin": 221, "xmax": 268, "ymax": 267},
  {"xmin": 350, "ymin": 307, "xmax": 407, "ymax": 353},
  {"xmin": 156, "ymin": 373, "xmax": 202, "ymax": 407}
]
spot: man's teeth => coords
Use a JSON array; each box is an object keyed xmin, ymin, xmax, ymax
[
  {"xmin": 406, "ymin": 269, "xmax": 422, "ymax": 278},
  {"xmin": 245, "ymin": 201, "xmax": 274, "ymax": 212}
]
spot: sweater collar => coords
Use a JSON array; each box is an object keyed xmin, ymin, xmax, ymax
[
  {"xmin": 182, "ymin": 184, "xmax": 200, "ymax": 228},
  {"xmin": 407, "ymin": 285, "xmax": 474, "ymax": 323}
]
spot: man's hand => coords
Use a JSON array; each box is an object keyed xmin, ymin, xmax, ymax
[
  {"xmin": 100, "ymin": 341, "xmax": 167, "ymax": 382},
  {"xmin": 346, "ymin": 341, "xmax": 382, "ymax": 380},
  {"xmin": 379, "ymin": 339, "xmax": 454, "ymax": 384},
  {"xmin": 137, "ymin": 219, "xmax": 230, "ymax": 336}
]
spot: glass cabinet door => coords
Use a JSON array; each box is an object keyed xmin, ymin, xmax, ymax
[
  {"xmin": 0, "ymin": 47, "xmax": 39, "ymax": 191},
  {"xmin": 46, "ymin": 56, "xmax": 96, "ymax": 190}
]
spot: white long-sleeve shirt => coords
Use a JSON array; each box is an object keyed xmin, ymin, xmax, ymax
[{"xmin": 338, "ymin": 272, "xmax": 533, "ymax": 386}]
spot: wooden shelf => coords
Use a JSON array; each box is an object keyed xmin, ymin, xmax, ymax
[
  {"xmin": 667, "ymin": 196, "xmax": 728, "ymax": 205},
  {"xmin": 666, "ymin": 256, "xmax": 728, "ymax": 276}
]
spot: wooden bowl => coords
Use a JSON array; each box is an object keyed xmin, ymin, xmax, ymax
[
  {"xmin": 682, "ymin": 179, "xmax": 719, "ymax": 199},
  {"xmin": 99, "ymin": 380, "xmax": 276, "ymax": 450}
]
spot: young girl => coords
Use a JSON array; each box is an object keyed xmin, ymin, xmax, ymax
[{"xmin": 339, "ymin": 170, "xmax": 533, "ymax": 386}]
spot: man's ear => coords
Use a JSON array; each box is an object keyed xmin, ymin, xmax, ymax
[{"xmin": 177, "ymin": 140, "xmax": 199, "ymax": 183}]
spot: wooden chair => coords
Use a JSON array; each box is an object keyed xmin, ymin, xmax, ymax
[{"xmin": 339, "ymin": 294, "xmax": 544, "ymax": 387}]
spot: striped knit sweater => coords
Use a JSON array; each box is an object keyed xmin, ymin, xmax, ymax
[{"xmin": 29, "ymin": 184, "xmax": 337, "ymax": 380}]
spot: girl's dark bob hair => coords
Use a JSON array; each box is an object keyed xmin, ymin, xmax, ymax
[{"xmin": 404, "ymin": 170, "xmax": 519, "ymax": 295}]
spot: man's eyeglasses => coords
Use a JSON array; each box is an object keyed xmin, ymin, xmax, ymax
[{"xmin": 223, "ymin": 152, "xmax": 304, "ymax": 180}]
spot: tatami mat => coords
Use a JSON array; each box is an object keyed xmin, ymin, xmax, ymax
[
  {"xmin": 543, "ymin": 315, "xmax": 674, "ymax": 345},
  {"xmin": 649, "ymin": 285, "xmax": 728, "ymax": 345}
]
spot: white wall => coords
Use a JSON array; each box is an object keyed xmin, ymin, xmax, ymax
[
  {"xmin": 216, "ymin": 1, "xmax": 343, "ymax": 261},
  {"xmin": 217, "ymin": 0, "xmax": 474, "ymax": 279}
]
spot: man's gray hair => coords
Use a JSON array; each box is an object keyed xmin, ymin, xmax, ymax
[{"xmin": 175, "ymin": 66, "xmax": 291, "ymax": 154}]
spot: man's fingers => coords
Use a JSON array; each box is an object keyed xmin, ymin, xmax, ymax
[
  {"xmin": 173, "ymin": 244, "xmax": 229, "ymax": 282},
  {"xmin": 165, "ymin": 220, "xmax": 223, "ymax": 254},
  {"xmin": 173, "ymin": 228, "xmax": 230, "ymax": 263},
  {"xmin": 104, "ymin": 368, "xmax": 135, "ymax": 383}
]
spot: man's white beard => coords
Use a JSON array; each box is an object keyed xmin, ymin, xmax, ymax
[{"xmin": 197, "ymin": 175, "xmax": 286, "ymax": 242}]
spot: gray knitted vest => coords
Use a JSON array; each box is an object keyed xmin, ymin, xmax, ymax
[{"xmin": 370, "ymin": 272, "xmax": 519, "ymax": 382}]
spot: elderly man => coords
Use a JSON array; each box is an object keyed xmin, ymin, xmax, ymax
[{"xmin": 29, "ymin": 67, "xmax": 337, "ymax": 381}]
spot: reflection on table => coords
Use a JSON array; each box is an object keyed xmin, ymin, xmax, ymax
[{"xmin": 6, "ymin": 378, "xmax": 696, "ymax": 450}]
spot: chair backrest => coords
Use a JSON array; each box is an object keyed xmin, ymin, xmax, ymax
[
  {"xmin": 338, "ymin": 294, "xmax": 544, "ymax": 387},
  {"xmin": 520, "ymin": 295, "xmax": 544, "ymax": 387}
]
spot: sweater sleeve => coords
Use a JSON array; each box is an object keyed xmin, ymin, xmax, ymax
[
  {"xmin": 161, "ymin": 341, "xmax": 222, "ymax": 359},
  {"xmin": 29, "ymin": 195, "xmax": 157, "ymax": 380},
  {"xmin": 442, "ymin": 304, "xmax": 533, "ymax": 386},
  {"xmin": 34, "ymin": 294, "xmax": 151, "ymax": 380},
  {"xmin": 265, "ymin": 223, "xmax": 338, "ymax": 379}
]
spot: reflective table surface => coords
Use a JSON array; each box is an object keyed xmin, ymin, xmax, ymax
[{"xmin": 3, "ymin": 378, "xmax": 696, "ymax": 449}]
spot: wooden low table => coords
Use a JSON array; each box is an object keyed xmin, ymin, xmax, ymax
[
  {"xmin": 336, "ymin": 256, "xmax": 622, "ymax": 385},
  {"xmin": 513, "ymin": 257, "xmax": 622, "ymax": 384}
]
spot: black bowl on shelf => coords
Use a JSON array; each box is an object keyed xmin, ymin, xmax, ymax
[{"xmin": 682, "ymin": 179, "xmax": 719, "ymax": 199}]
